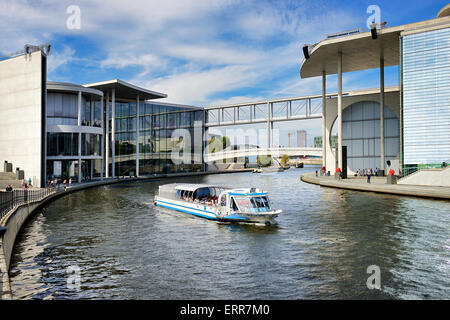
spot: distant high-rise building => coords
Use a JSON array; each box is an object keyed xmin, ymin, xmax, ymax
[{"xmin": 297, "ymin": 130, "xmax": 307, "ymax": 148}]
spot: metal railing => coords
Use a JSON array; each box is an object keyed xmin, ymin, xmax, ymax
[
  {"xmin": 0, "ymin": 189, "xmax": 53, "ymax": 220},
  {"xmin": 401, "ymin": 160, "xmax": 449, "ymax": 178}
]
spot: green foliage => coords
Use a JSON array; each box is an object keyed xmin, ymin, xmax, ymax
[
  {"xmin": 280, "ymin": 154, "xmax": 290, "ymax": 166},
  {"xmin": 257, "ymin": 155, "xmax": 272, "ymax": 167}
]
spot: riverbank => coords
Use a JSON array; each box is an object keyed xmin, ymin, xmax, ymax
[
  {"xmin": 1, "ymin": 168, "xmax": 252, "ymax": 299},
  {"xmin": 300, "ymin": 172, "xmax": 450, "ymax": 200}
]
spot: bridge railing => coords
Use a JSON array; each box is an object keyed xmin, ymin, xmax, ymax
[
  {"xmin": 204, "ymin": 147, "xmax": 322, "ymax": 162},
  {"xmin": 0, "ymin": 189, "xmax": 53, "ymax": 220}
]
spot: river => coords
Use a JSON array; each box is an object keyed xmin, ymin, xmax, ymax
[{"xmin": 8, "ymin": 167, "xmax": 450, "ymax": 299}]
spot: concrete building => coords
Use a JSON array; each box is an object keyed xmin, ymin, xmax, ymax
[
  {"xmin": 300, "ymin": 4, "xmax": 450, "ymax": 176},
  {"xmin": 0, "ymin": 51, "xmax": 46, "ymax": 188},
  {"xmin": 296, "ymin": 130, "xmax": 307, "ymax": 148},
  {"xmin": 0, "ymin": 51, "xmax": 204, "ymax": 187}
]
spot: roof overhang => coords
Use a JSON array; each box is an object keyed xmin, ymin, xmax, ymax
[
  {"xmin": 300, "ymin": 27, "xmax": 401, "ymax": 78},
  {"xmin": 438, "ymin": 4, "xmax": 450, "ymax": 18},
  {"xmin": 300, "ymin": 16, "xmax": 450, "ymax": 78},
  {"xmin": 83, "ymin": 79, "xmax": 167, "ymax": 101},
  {"xmin": 47, "ymin": 81, "xmax": 103, "ymax": 98}
]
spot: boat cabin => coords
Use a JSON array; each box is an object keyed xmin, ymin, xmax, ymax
[{"xmin": 158, "ymin": 184, "xmax": 272, "ymax": 214}]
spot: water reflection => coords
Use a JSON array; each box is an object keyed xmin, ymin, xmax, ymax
[{"xmin": 8, "ymin": 168, "xmax": 450, "ymax": 299}]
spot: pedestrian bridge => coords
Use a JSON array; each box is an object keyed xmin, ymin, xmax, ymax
[{"xmin": 204, "ymin": 147, "xmax": 322, "ymax": 162}]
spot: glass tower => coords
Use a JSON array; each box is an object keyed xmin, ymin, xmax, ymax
[{"xmin": 401, "ymin": 27, "xmax": 450, "ymax": 170}]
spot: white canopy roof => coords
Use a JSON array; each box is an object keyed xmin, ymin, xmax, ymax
[{"xmin": 174, "ymin": 184, "xmax": 226, "ymax": 192}]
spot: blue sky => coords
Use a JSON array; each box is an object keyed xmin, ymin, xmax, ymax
[{"xmin": 1, "ymin": 0, "xmax": 448, "ymax": 145}]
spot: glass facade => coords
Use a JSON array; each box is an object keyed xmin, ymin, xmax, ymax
[
  {"xmin": 45, "ymin": 87, "xmax": 204, "ymax": 182},
  {"xmin": 402, "ymin": 27, "xmax": 450, "ymax": 166},
  {"xmin": 46, "ymin": 93, "xmax": 78, "ymax": 126},
  {"xmin": 340, "ymin": 101, "xmax": 400, "ymax": 172},
  {"xmin": 46, "ymin": 91, "xmax": 103, "ymax": 183},
  {"xmin": 110, "ymin": 102, "xmax": 204, "ymax": 177},
  {"xmin": 47, "ymin": 133, "xmax": 79, "ymax": 156}
]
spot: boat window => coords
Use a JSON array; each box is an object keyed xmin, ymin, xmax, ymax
[
  {"xmin": 251, "ymin": 196, "xmax": 271, "ymax": 212},
  {"xmin": 234, "ymin": 196, "xmax": 271, "ymax": 212},
  {"xmin": 233, "ymin": 196, "xmax": 253, "ymax": 212},
  {"xmin": 220, "ymin": 195, "xmax": 227, "ymax": 206}
]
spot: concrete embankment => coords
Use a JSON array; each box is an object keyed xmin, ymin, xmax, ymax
[
  {"xmin": 0, "ymin": 169, "xmax": 251, "ymax": 299},
  {"xmin": 301, "ymin": 172, "xmax": 450, "ymax": 200}
]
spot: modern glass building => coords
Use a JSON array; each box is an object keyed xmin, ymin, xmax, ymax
[
  {"xmin": 52, "ymin": 79, "xmax": 206, "ymax": 183},
  {"xmin": 341, "ymin": 101, "xmax": 399, "ymax": 172},
  {"xmin": 109, "ymin": 101, "xmax": 204, "ymax": 178},
  {"xmin": 46, "ymin": 82, "xmax": 104, "ymax": 182},
  {"xmin": 300, "ymin": 4, "xmax": 450, "ymax": 176},
  {"xmin": 401, "ymin": 27, "xmax": 450, "ymax": 169}
]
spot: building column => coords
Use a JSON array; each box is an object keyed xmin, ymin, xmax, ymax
[
  {"xmin": 100, "ymin": 159, "xmax": 104, "ymax": 181},
  {"xmin": 105, "ymin": 92, "xmax": 109, "ymax": 178},
  {"xmin": 270, "ymin": 103, "xmax": 274, "ymax": 147},
  {"xmin": 77, "ymin": 91, "xmax": 82, "ymax": 126},
  {"xmin": 136, "ymin": 95, "xmax": 140, "ymax": 177},
  {"xmin": 267, "ymin": 102, "xmax": 270, "ymax": 148},
  {"xmin": 78, "ymin": 90, "xmax": 82, "ymax": 182},
  {"xmin": 100, "ymin": 96, "xmax": 104, "ymax": 180},
  {"xmin": 380, "ymin": 57, "xmax": 385, "ymax": 174},
  {"xmin": 111, "ymin": 89, "xmax": 116, "ymax": 178},
  {"xmin": 337, "ymin": 51, "xmax": 343, "ymax": 171},
  {"xmin": 322, "ymin": 70, "xmax": 327, "ymax": 168}
]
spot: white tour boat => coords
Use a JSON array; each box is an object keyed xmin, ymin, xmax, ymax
[{"xmin": 154, "ymin": 184, "xmax": 281, "ymax": 226}]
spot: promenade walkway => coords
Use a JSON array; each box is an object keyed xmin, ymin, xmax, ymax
[{"xmin": 301, "ymin": 172, "xmax": 450, "ymax": 200}]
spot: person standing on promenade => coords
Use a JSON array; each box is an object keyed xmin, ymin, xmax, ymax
[
  {"xmin": 367, "ymin": 169, "xmax": 371, "ymax": 183},
  {"xmin": 63, "ymin": 180, "xmax": 67, "ymax": 191},
  {"xmin": 69, "ymin": 178, "xmax": 72, "ymax": 187}
]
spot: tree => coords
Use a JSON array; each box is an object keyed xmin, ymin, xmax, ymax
[{"xmin": 280, "ymin": 154, "xmax": 290, "ymax": 166}]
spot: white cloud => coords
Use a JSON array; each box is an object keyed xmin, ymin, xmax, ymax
[
  {"xmin": 0, "ymin": 0, "xmax": 366, "ymax": 107},
  {"xmin": 47, "ymin": 45, "xmax": 76, "ymax": 73}
]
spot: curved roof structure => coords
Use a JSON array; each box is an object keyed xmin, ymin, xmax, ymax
[
  {"xmin": 300, "ymin": 15, "xmax": 450, "ymax": 78},
  {"xmin": 47, "ymin": 81, "xmax": 103, "ymax": 98},
  {"xmin": 83, "ymin": 79, "xmax": 167, "ymax": 101},
  {"xmin": 438, "ymin": 4, "xmax": 450, "ymax": 18}
]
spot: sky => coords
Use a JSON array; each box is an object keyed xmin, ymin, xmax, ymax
[{"xmin": 0, "ymin": 0, "xmax": 448, "ymax": 146}]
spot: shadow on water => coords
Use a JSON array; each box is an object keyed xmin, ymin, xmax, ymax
[{"xmin": 8, "ymin": 167, "xmax": 450, "ymax": 299}]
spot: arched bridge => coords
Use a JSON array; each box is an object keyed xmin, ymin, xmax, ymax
[{"xmin": 204, "ymin": 147, "xmax": 322, "ymax": 162}]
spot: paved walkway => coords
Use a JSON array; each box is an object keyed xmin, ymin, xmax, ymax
[{"xmin": 301, "ymin": 172, "xmax": 450, "ymax": 200}]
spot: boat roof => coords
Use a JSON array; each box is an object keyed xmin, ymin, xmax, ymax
[
  {"xmin": 159, "ymin": 183, "xmax": 267, "ymax": 194},
  {"xmin": 227, "ymin": 188, "xmax": 268, "ymax": 196},
  {"xmin": 171, "ymin": 184, "xmax": 229, "ymax": 192}
]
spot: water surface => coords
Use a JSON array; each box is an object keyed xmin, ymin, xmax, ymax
[{"xmin": 9, "ymin": 168, "xmax": 450, "ymax": 299}]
